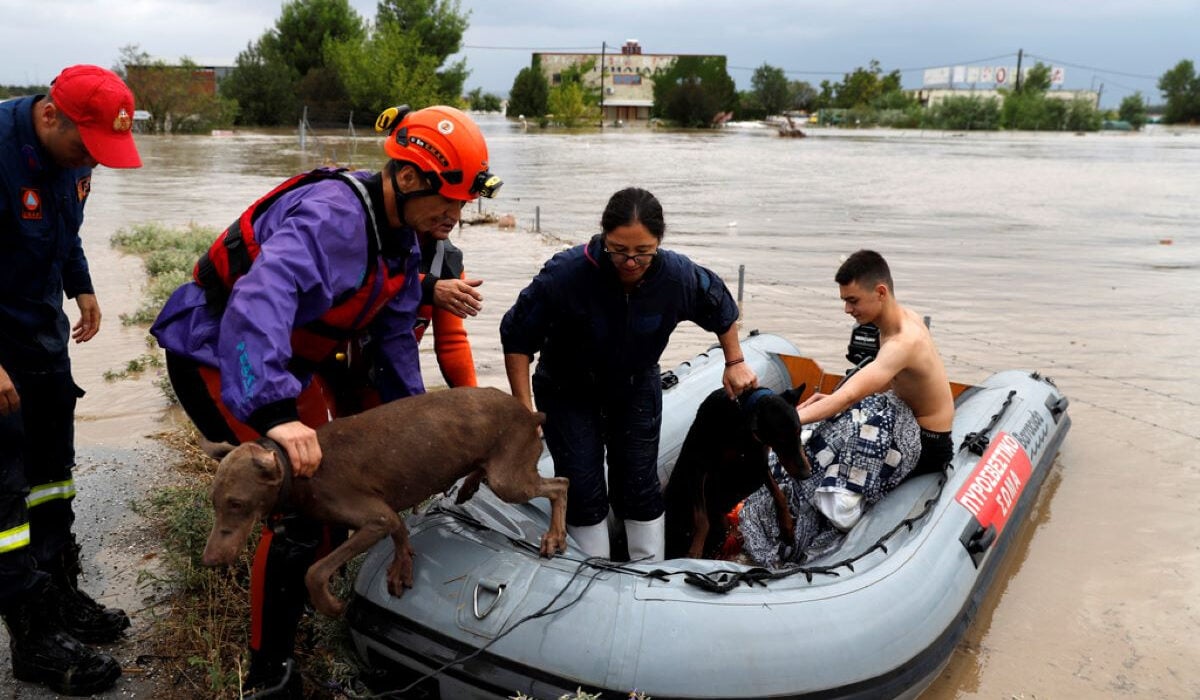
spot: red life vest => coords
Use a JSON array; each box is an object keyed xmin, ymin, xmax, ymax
[{"xmin": 193, "ymin": 169, "xmax": 409, "ymax": 365}]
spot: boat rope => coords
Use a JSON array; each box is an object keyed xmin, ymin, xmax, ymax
[
  {"xmin": 960, "ymin": 390, "xmax": 1016, "ymax": 456},
  {"xmin": 370, "ymin": 552, "xmax": 610, "ymax": 699},
  {"xmin": 420, "ymin": 339, "xmax": 1037, "ymax": 607}
]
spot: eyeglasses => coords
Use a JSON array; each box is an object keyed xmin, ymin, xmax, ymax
[{"xmin": 603, "ymin": 247, "xmax": 657, "ymax": 267}]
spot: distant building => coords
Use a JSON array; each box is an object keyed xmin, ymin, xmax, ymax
[
  {"xmin": 125, "ymin": 64, "xmax": 234, "ymax": 97},
  {"xmin": 533, "ymin": 40, "xmax": 724, "ymax": 124}
]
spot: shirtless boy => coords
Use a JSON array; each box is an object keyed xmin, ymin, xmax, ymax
[{"xmin": 798, "ymin": 250, "xmax": 955, "ymax": 476}]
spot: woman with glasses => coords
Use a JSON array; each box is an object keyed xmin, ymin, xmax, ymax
[{"xmin": 501, "ymin": 187, "xmax": 757, "ymax": 562}]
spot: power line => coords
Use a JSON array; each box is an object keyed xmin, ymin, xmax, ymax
[
  {"xmin": 462, "ymin": 44, "xmax": 599, "ymax": 51},
  {"xmin": 732, "ymin": 52, "xmax": 1020, "ymax": 78},
  {"xmin": 1024, "ymin": 53, "xmax": 1160, "ymax": 80},
  {"xmin": 463, "ymin": 43, "xmax": 1162, "ymax": 87}
]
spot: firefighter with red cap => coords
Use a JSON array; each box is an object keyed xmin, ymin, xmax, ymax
[
  {"xmin": 0, "ymin": 65, "xmax": 142, "ymax": 695},
  {"xmin": 151, "ymin": 104, "xmax": 499, "ymax": 696}
]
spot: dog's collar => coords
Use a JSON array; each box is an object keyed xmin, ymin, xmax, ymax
[
  {"xmin": 738, "ymin": 387, "xmax": 775, "ymax": 414},
  {"xmin": 256, "ymin": 438, "xmax": 296, "ymax": 514}
]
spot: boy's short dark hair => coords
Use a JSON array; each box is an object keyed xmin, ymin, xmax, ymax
[{"xmin": 835, "ymin": 250, "xmax": 894, "ymax": 292}]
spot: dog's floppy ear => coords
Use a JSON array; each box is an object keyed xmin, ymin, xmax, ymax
[
  {"xmin": 250, "ymin": 447, "xmax": 284, "ymax": 486},
  {"xmin": 780, "ymin": 382, "xmax": 807, "ymax": 408},
  {"xmin": 199, "ymin": 437, "xmax": 236, "ymax": 461}
]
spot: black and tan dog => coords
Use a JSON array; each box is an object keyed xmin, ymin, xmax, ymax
[
  {"xmin": 664, "ymin": 385, "xmax": 810, "ymax": 560},
  {"xmin": 199, "ymin": 387, "xmax": 568, "ymax": 617}
]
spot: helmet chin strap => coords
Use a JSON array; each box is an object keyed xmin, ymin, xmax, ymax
[{"xmin": 389, "ymin": 162, "xmax": 442, "ymax": 228}]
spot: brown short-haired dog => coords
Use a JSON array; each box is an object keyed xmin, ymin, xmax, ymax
[{"xmin": 200, "ymin": 386, "xmax": 568, "ymax": 617}]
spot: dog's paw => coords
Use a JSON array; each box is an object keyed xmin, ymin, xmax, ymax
[
  {"xmin": 386, "ymin": 576, "xmax": 412, "ymax": 599},
  {"xmin": 305, "ymin": 571, "xmax": 346, "ymax": 617},
  {"xmin": 315, "ymin": 594, "xmax": 346, "ymax": 618},
  {"xmin": 539, "ymin": 530, "xmax": 567, "ymax": 557},
  {"xmin": 387, "ymin": 552, "xmax": 415, "ymax": 595}
]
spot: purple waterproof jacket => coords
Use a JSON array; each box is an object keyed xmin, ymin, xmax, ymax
[{"xmin": 150, "ymin": 170, "xmax": 424, "ymax": 425}]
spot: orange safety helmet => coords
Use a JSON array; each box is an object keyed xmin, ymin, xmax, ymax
[{"xmin": 376, "ymin": 105, "xmax": 502, "ymax": 201}]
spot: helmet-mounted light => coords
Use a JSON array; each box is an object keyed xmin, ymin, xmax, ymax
[{"xmin": 375, "ymin": 105, "xmax": 411, "ymax": 134}]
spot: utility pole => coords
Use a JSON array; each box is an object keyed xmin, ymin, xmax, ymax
[
  {"xmin": 1096, "ymin": 83, "xmax": 1104, "ymax": 110},
  {"xmin": 599, "ymin": 41, "xmax": 606, "ymax": 129},
  {"xmin": 1015, "ymin": 48, "xmax": 1023, "ymax": 92}
]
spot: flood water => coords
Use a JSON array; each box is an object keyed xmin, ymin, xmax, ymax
[{"xmin": 71, "ymin": 116, "xmax": 1199, "ymax": 698}]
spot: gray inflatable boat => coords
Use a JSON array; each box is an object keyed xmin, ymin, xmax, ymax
[{"xmin": 347, "ymin": 331, "xmax": 1071, "ymax": 699}]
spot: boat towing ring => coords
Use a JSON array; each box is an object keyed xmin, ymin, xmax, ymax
[{"xmin": 473, "ymin": 579, "xmax": 507, "ymax": 619}]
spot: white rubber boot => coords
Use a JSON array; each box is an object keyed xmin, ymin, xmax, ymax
[
  {"xmin": 567, "ymin": 521, "xmax": 611, "ymax": 558},
  {"xmin": 624, "ymin": 514, "xmax": 665, "ymax": 563}
]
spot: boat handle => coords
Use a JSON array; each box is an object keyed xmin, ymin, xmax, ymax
[
  {"xmin": 960, "ymin": 522, "xmax": 997, "ymax": 568},
  {"xmin": 473, "ymin": 579, "xmax": 506, "ymax": 620},
  {"xmin": 1045, "ymin": 394, "xmax": 1069, "ymax": 422}
]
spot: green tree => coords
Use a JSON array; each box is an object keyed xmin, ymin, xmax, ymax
[
  {"xmin": 788, "ymin": 80, "xmax": 818, "ymax": 112},
  {"xmin": 1157, "ymin": 59, "xmax": 1200, "ymax": 124},
  {"xmin": 117, "ymin": 46, "xmax": 235, "ymax": 133},
  {"xmin": 221, "ymin": 40, "xmax": 300, "ymax": 126},
  {"xmin": 508, "ymin": 56, "xmax": 549, "ymax": 118},
  {"xmin": 264, "ymin": 0, "xmax": 364, "ymax": 122},
  {"xmin": 548, "ymin": 80, "xmax": 599, "ymax": 127},
  {"xmin": 832, "ymin": 60, "xmax": 897, "ymax": 108},
  {"xmin": 221, "ymin": 0, "xmax": 363, "ymax": 125},
  {"xmin": 998, "ymin": 62, "xmax": 1102, "ymax": 132},
  {"xmin": 261, "ymin": 0, "xmax": 364, "ymax": 79},
  {"xmin": 652, "ymin": 55, "xmax": 736, "ymax": 128},
  {"xmin": 1064, "ymin": 96, "xmax": 1102, "ymax": 131},
  {"xmin": 751, "ymin": 63, "xmax": 790, "ymax": 116},
  {"xmin": 1020, "ymin": 62, "xmax": 1053, "ymax": 93},
  {"xmin": 466, "ymin": 87, "xmax": 502, "ymax": 112},
  {"xmin": 923, "ymin": 95, "xmax": 1001, "ymax": 130},
  {"xmin": 325, "ymin": 19, "xmax": 444, "ymax": 119},
  {"xmin": 1118, "ymin": 92, "xmax": 1148, "ymax": 130},
  {"xmin": 546, "ymin": 59, "xmax": 599, "ymax": 127},
  {"xmin": 816, "ymin": 79, "xmax": 835, "ymax": 110},
  {"xmin": 376, "ymin": 0, "xmax": 470, "ymax": 102}
]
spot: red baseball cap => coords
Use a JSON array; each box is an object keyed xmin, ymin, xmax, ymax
[{"xmin": 49, "ymin": 65, "xmax": 142, "ymax": 169}]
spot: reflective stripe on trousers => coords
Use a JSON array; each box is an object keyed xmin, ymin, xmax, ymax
[
  {"xmin": 0, "ymin": 523, "xmax": 31, "ymax": 553},
  {"xmin": 26, "ymin": 479, "xmax": 76, "ymax": 508}
]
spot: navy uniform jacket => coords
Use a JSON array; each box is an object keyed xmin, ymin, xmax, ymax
[
  {"xmin": 0, "ymin": 95, "xmax": 94, "ymax": 373},
  {"xmin": 501, "ymin": 234, "xmax": 739, "ymax": 390}
]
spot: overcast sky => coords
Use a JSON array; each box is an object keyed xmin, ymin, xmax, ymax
[{"xmin": 2, "ymin": 0, "xmax": 1193, "ymax": 107}]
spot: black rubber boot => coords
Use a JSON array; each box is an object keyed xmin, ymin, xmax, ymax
[
  {"xmin": 2, "ymin": 585, "xmax": 121, "ymax": 696},
  {"xmin": 44, "ymin": 540, "xmax": 130, "ymax": 643},
  {"xmin": 243, "ymin": 654, "xmax": 303, "ymax": 699}
]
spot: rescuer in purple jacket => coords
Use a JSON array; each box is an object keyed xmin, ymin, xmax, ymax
[{"xmin": 151, "ymin": 105, "xmax": 501, "ymax": 696}]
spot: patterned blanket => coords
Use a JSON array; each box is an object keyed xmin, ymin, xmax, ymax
[{"xmin": 740, "ymin": 391, "xmax": 920, "ymax": 568}]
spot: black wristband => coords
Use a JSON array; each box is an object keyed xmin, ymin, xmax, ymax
[{"xmin": 246, "ymin": 398, "xmax": 301, "ymax": 437}]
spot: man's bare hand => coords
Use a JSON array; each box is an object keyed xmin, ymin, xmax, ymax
[
  {"xmin": 266, "ymin": 421, "xmax": 322, "ymax": 477},
  {"xmin": 72, "ymin": 293, "xmax": 101, "ymax": 343},
  {"xmin": 722, "ymin": 362, "xmax": 758, "ymax": 399},
  {"xmin": 433, "ymin": 278, "xmax": 483, "ymax": 318},
  {"xmin": 0, "ymin": 365, "xmax": 19, "ymax": 416}
]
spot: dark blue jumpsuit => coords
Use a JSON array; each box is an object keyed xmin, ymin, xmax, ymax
[
  {"xmin": 501, "ymin": 234, "xmax": 740, "ymax": 527},
  {"xmin": 0, "ymin": 95, "xmax": 94, "ymax": 606}
]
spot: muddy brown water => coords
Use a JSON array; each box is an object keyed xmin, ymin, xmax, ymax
[{"xmin": 60, "ymin": 117, "xmax": 1199, "ymax": 698}]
